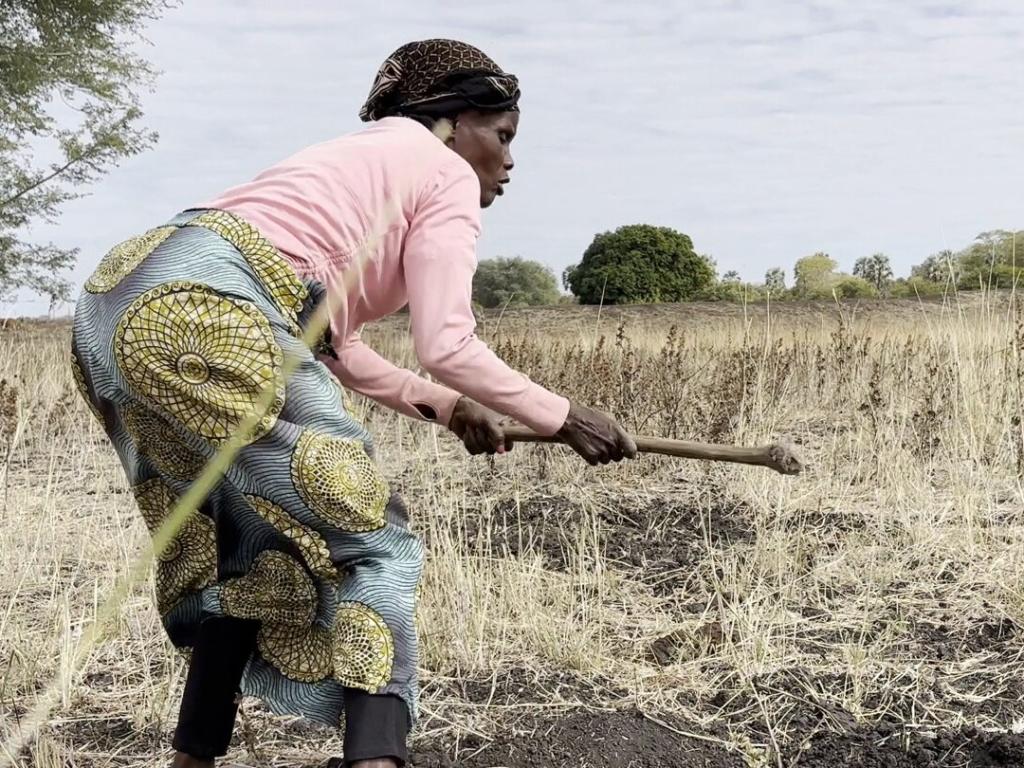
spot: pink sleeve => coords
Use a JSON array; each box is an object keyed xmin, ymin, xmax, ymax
[
  {"xmin": 402, "ymin": 159, "xmax": 570, "ymax": 436},
  {"xmin": 323, "ymin": 331, "xmax": 463, "ymax": 426}
]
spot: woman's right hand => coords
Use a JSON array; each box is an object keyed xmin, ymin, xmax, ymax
[{"xmin": 555, "ymin": 403, "xmax": 637, "ymax": 465}]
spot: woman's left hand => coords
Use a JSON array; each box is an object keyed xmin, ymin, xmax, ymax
[{"xmin": 448, "ymin": 396, "xmax": 510, "ymax": 455}]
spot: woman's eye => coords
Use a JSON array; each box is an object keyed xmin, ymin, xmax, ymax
[{"xmin": 499, "ymin": 132, "xmax": 510, "ymax": 144}]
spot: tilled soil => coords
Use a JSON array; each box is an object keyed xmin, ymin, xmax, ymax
[
  {"xmin": 47, "ymin": 699, "xmax": 1024, "ymax": 768},
  {"xmin": 447, "ymin": 666, "xmax": 627, "ymax": 706},
  {"xmin": 51, "ymin": 487, "xmax": 1022, "ymax": 767},
  {"xmin": 411, "ymin": 708, "xmax": 743, "ymax": 768},
  {"xmin": 449, "ymin": 494, "xmax": 753, "ymax": 595},
  {"xmin": 786, "ymin": 725, "xmax": 1024, "ymax": 768},
  {"xmin": 411, "ymin": 709, "xmax": 1024, "ymax": 767}
]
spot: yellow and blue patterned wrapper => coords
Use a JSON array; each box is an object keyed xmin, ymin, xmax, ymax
[{"xmin": 71, "ymin": 209, "xmax": 423, "ymax": 726}]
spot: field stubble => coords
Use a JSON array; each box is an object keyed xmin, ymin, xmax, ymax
[{"xmin": 1, "ymin": 295, "xmax": 1023, "ymax": 767}]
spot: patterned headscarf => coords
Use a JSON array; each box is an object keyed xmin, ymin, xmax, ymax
[{"xmin": 359, "ymin": 39, "xmax": 520, "ymax": 122}]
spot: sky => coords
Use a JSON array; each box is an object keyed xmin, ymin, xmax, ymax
[{"xmin": 11, "ymin": 0, "xmax": 1024, "ymax": 316}]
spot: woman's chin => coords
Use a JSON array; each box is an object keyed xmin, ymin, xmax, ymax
[{"xmin": 483, "ymin": 184, "xmax": 507, "ymax": 208}]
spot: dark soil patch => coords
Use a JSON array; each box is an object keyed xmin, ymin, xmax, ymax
[
  {"xmin": 412, "ymin": 705, "xmax": 1024, "ymax": 768},
  {"xmin": 447, "ymin": 667, "xmax": 626, "ymax": 706},
  {"xmin": 911, "ymin": 616, "xmax": 1019, "ymax": 661},
  {"xmin": 452, "ymin": 494, "xmax": 753, "ymax": 596},
  {"xmin": 778, "ymin": 506, "xmax": 867, "ymax": 536},
  {"xmin": 941, "ymin": 669, "xmax": 1024, "ymax": 722},
  {"xmin": 787, "ymin": 725, "xmax": 1024, "ymax": 767},
  {"xmin": 54, "ymin": 715, "xmax": 136, "ymax": 744},
  {"xmin": 44, "ymin": 713, "xmax": 164, "ymax": 758},
  {"xmin": 468, "ymin": 494, "xmax": 578, "ymax": 567},
  {"xmin": 705, "ymin": 667, "xmax": 1024, "ymax": 749},
  {"xmin": 411, "ymin": 704, "xmax": 1024, "ymax": 768},
  {"xmin": 411, "ymin": 707, "xmax": 743, "ymax": 768},
  {"xmin": 797, "ymin": 611, "xmax": 1024, "ymax": 720},
  {"xmin": 706, "ymin": 670, "xmax": 862, "ymax": 736},
  {"xmin": 598, "ymin": 501, "xmax": 752, "ymax": 596}
]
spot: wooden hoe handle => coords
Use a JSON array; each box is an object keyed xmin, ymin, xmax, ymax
[{"xmin": 501, "ymin": 426, "xmax": 803, "ymax": 475}]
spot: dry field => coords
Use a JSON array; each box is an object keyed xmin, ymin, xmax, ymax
[{"xmin": 2, "ymin": 294, "xmax": 1024, "ymax": 767}]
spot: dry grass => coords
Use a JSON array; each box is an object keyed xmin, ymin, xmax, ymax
[{"xmin": 1, "ymin": 293, "xmax": 1023, "ymax": 766}]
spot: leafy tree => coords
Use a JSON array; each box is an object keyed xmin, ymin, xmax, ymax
[
  {"xmin": 698, "ymin": 280, "xmax": 767, "ymax": 303},
  {"xmin": 793, "ymin": 252, "xmax": 838, "ymax": 298},
  {"xmin": 1, "ymin": 1, "xmax": 170, "ymax": 303},
  {"xmin": 911, "ymin": 250, "xmax": 956, "ymax": 284},
  {"xmin": 957, "ymin": 230, "xmax": 1023, "ymax": 289},
  {"xmin": 906, "ymin": 233, "xmax": 1022, "ymax": 291},
  {"xmin": 853, "ymin": 253, "xmax": 893, "ymax": 294},
  {"xmin": 563, "ymin": 224, "xmax": 715, "ymax": 304},
  {"xmin": 970, "ymin": 230, "xmax": 1020, "ymax": 266},
  {"xmin": 721, "ymin": 270, "xmax": 741, "ymax": 283},
  {"xmin": 764, "ymin": 267, "xmax": 786, "ymax": 293},
  {"xmin": 560, "ymin": 265, "xmax": 574, "ymax": 293},
  {"xmin": 472, "ymin": 256, "xmax": 560, "ymax": 308}
]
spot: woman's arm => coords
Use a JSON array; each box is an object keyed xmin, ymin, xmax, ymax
[
  {"xmin": 402, "ymin": 157, "xmax": 570, "ymax": 436},
  {"xmin": 323, "ymin": 330, "xmax": 463, "ymax": 426},
  {"xmin": 327, "ymin": 333, "xmax": 519, "ymax": 455}
]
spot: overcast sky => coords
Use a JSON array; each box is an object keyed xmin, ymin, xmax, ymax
[{"xmin": 12, "ymin": 0, "xmax": 1024, "ymax": 316}]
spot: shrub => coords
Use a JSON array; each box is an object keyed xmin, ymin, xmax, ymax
[
  {"xmin": 473, "ymin": 257, "xmax": 561, "ymax": 308},
  {"xmin": 563, "ymin": 224, "xmax": 716, "ymax": 304}
]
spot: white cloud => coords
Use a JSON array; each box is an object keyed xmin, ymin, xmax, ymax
[{"xmin": 11, "ymin": 0, "xmax": 1024, "ymax": 314}]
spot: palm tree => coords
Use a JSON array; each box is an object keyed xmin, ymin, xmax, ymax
[{"xmin": 853, "ymin": 253, "xmax": 894, "ymax": 294}]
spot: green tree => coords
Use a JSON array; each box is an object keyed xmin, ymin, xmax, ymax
[
  {"xmin": 563, "ymin": 224, "xmax": 715, "ymax": 304},
  {"xmin": 793, "ymin": 252, "xmax": 838, "ymax": 298},
  {"xmin": 1, "ymin": 1, "xmax": 170, "ymax": 303},
  {"xmin": 472, "ymin": 257, "xmax": 560, "ymax": 308},
  {"xmin": 905, "ymin": 233, "xmax": 1024, "ymax": 291},
  {"xmin": 956, "ymin": 230, "xmax": 1023, "ymax": 289},
  {"xmin": 765, "ymin": 267, "xmax": 786, "ymax": 293},
  {"xmin": 971, "ymin": 230, "xmax": 1021, "ymax": 266},
  {"xmin": 832, "ymin": 275, "xmax": 878, "ymax": 298},
  {"xmin": 721, "ymin": 269, "xmax": 741, "ymax": 283},
  {"xmin": 853, "ymin": 253, "xmax": 893, "ymax": 294},
  {"xmin": 911, "ymin": 250, "xmax": 956, "ymax": 284},
  {"xmin": 698, "ymin": 280, "xmax": 767, "ymax": 303}
]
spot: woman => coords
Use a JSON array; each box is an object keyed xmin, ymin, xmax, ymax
[{"xmin": 71, "ymin": 39, "xmax": 636, "ymax": 767}]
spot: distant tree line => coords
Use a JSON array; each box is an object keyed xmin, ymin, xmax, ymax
[
  {"xmin": 705, "ymin": 228, "xmax": 1023, "ymax": 303},
  {"xmin": 473, "ymin": 226, "xmax": 1023, "ymax": 308}
]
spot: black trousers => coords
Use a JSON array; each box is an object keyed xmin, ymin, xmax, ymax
[{"xmin": 172, "ymin": 617, "xmax": 410, "ymax": 765}]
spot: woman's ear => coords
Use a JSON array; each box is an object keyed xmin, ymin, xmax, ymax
[{"xmin": 432, "ymin": 117, "xmax": 457, "ymax": 147}]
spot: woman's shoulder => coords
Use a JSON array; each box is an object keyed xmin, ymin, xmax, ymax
[
  {"xmin": 355, "ymin": 119, "xmax": 479, "ymax": 204},
  {"xmin": 300, "ymin": 117, "xmax": 446, "ymax": 163},
  {"xmin": 289, "ymin": 117, "xmax": 462, "ymax": 190}
]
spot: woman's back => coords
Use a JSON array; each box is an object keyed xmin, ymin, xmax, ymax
[{"xmin": 203, "ymin": 116, "xmax": 468, "ymax": 280}]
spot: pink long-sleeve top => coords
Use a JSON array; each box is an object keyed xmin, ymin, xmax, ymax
[{"xmin": 202, "ymin": 116, "xmax": 570, "ymax": 435}]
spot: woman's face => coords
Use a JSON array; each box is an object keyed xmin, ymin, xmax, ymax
[{"xmin": 449, "ymin": 110, "xmax": 518, "ymax": 208}]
